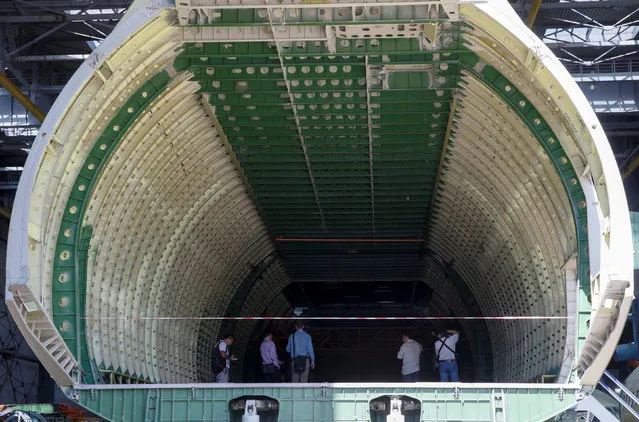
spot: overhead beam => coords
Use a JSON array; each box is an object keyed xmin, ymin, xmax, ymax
[
  {"xmin": 0, "ymin": 13, "xmax": 123, "ymax": 23},
  {"xmin": 572, "ymin": 74, "xmax": 639, "ymax": 83},
  {"xmin": 59, "ymin": 29, "xmax": 104, "ymax": 42},
  {"xmin": 600, "ymin": 120, "xmax": 639, "ymax": 131},
  {"xmin": 0, "ymin": 1, "xmax": 130, "ymax": 13},
  {"xmin": 1, "ymin": 62, "xmax": 30, "ymax": 90},
  {"xmin": 6, "ymin": 1, "xmax": 119, "ymax": 57},
  {"xmin": 291, "ymin": 277, "xmax": 418, "ymax": 283},
  {"xmin": 578, "ymin": 80, "xmax": 639, "ymax": 113},
  {"xmin": 538, "ymin": 0, "xmax": 639, "ymax": 10},
  {"xmin": 619, "ymin": 144, "xmax": 639, "ymax": 171},
  {"xmin": 0, "ymin": 27, "xmax": 30, "ymax": 90},
  {"xmin": 0, "ymin": 86, "xmax": 65, "ymax": 94},
  {"xmin": 12, "ymin": 54, "xmax": 89, "ymax": 62},
  {"xmin": 546, "ymin": 40, "xmax": 639, "ymax": 49},
  {"xmin": 0, "ymin": 182, "xmax": 19, "ymax": 190},
  {"xmin": 0, "ymin": 72, "xmax": 45, "ymax": 122},
  {"xmin": 526, "ymin": 0, "xmax": 543, "ymax": 28},
  {"xmin": 6, "ymin": 21, "xmax": 72, "ymax": 57},
  {"xmin": 606, "ymin": 130, "xmax": 639, "ymax": 136}
]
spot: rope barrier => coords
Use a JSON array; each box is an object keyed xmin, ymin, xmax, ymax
[{"xmin": 84, "ymin": 315, "xmax": 572, "ymax": 321}]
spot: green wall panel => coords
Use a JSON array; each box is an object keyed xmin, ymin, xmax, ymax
[{"xmin": 76, "ymin": 384, "xmax": 579, "ymax": 422}]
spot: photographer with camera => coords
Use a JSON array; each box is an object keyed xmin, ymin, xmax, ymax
[{"xmin": 434, "ymin": 329, "xmax": 460, "ymax": 382}]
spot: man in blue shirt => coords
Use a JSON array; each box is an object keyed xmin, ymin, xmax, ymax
[{"xmin": 286, "ymin": 320, "xmax": 315, "ymax": 382}]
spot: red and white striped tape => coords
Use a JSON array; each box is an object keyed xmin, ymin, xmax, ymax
[{"xmin": 85, "ymin": 316, "xmax": 572, "ymax": 321}]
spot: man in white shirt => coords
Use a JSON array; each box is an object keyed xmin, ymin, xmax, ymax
[
  {"xmin": 397, "ymin": 334, "xmax": 423, "ymax": 382},
  {"xmin": 434, "ymin": 330, "xmax": 459, "ymax": 382}
]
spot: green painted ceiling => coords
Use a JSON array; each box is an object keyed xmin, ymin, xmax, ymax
[{"xmin": 173, "ymin": 31, "xmax": 466, "ymax": 270}]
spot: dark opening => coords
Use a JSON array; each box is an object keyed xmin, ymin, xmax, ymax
[{"xmin": 239, "ymin": 281, "xmax": 478, "ymax": 383}]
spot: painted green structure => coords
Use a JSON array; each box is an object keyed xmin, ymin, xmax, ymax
[{"xmin": 74, "ymin": 383, "xmax": 580, "ymax": 422}]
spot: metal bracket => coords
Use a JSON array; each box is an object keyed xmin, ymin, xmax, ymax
[
  {"xmin": 439, "ymin": 1, "xmax": 460, "ymax": 21},
  {"xmin": 64, "ymin": 388, "xmax": 80, "ymax": 401},
  {"xmin": 576, "ymin": 387, "xmax": 590, "ymax": 401},
  {"xmin": 191, "ymin": 387, "xmax": 198, "ymax": 399},
  {"xmin": 86, "ymin": 50, "xmax": 105, "ymax": 70},
  {"xmin": 580, "ymin": 163, "xmax": 591, "ymax": 179},
  {"xmin": 71, "ymin": 367, "xmax": 82, "ymax": 384},
  {"xmin": 388, "ymin": 397, "xmax": 404, "ymax": 422},
  {"xmin": 326, "ymin": 26, "xmax": 336, "ymax": 54},
  {"xmin": 601, "ymin": 216, "xmax": 611, "ymax": 235},
  {"xmin": 243, "ymin": 399, "xmax": 259, "ymax": 422},
  {"xmin": 453, "ymin": 386, "xmax": 461, "ymax": 400},
  {"xmin": 558, "ymin": 387, "xmax": 565, "ymax": 401}
]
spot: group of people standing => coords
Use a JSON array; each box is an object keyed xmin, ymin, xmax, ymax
[
  {"xmin": 397, "ymin": 329, "xmax": 460, "ymax": 382},
  {"xmin": 213, "ymin": 322, "xmax": 461, "ymax": 383},
  {"xmin": 213, "ymin": 320, "xmax": 316, "ymax": 383},
  {"xmin": 260, "ymin": 320, "xmax": 315, "ymax": 383}
]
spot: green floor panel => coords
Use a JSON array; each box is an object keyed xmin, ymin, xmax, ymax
[{"xmin": 75, "ymin": 384, "xmax": 580, "ymax": 422}]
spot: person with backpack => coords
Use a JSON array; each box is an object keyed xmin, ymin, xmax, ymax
[
  {"xmin": 434, "ymin": 329, "xmax": 460, "ymax": 382},
  {"xmin": 213, "ymin": 334, "xmax": 234, "ymax": 383},
  {"xmin": 286, "ymin": 320, "xmax": 315, "ymax": 383},
  {"xmin": 397, "ymin": 333, "xmax": 423, "ymax": 382}
]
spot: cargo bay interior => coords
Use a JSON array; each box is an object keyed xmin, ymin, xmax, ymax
[
  {"xmin": 0, "ymin": 0, "xmax": 638, "ymax": 419},
  {"xmin": 16, "ymin": 4, "xmax": 581, "ymax": 385}
]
